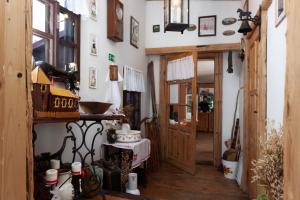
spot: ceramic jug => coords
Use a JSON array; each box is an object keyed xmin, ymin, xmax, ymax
[
  {"xmin": 121, "ymin": 123, "xmax": 131, "ymax": 131},
  {"xmin": 53, "ymin": 169, "xmax": 74, "ymax": 200},
  {"xmin": 126, "ymin": 173, "xmax": 140, "ymax": 195}
]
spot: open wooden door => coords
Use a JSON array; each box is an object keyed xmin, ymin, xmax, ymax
[{"xmin": 163, "ymin": 52, "xmax": 198, "ymax": 174}]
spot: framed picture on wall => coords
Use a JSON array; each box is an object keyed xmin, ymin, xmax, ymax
[
  {"xmin": 89, "ymin": 34, "xmax": 98, "ymax": 56},
  {"xmin": 89, "ymin": 0, "xmax": 97, "ymax": 21},
  {"xmin": 89, "ymin": 67, "xmax": 97, "ymax": 89},
  {"xmin": 198, "ymin": 15, "xmax": 217, "ymax": 37},
  {"xmin": 276, "ymin": 0, "xmax": 286, "ymax": 27},
  {"xmin": 130, "ymin": 16, "xmax": 139, "ymax": 48},
  {"xmin": 153, "ymin": 25, "xmax": 160, "ymax": 33}
]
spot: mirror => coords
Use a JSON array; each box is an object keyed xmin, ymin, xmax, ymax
[{"xmin": 197, "ymin": 60, "xmax": 215, "ymax": 113}]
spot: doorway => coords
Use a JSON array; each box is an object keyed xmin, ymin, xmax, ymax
[
  {"xmin": 197, "ymin": 53, "xmax": 222, "ymax": 168},
  {"xmin": 160, "ymin": 52, "xmax": 222, "ymax": 173},
  {"xmin": 196, "ymin": 59, "xmax": 215, "ymax": 165}
]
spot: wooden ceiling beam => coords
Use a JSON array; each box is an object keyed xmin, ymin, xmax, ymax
[{"xmin": 145, "ymin": 43, "xmax": 240, "ymax": 55}]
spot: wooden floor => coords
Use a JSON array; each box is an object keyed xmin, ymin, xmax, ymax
[
  {"xmin": 141, "ymin": 163, "xmax": 249, "ymax": 200},
  {"xmin": 196, "ymin": 132, "xmax": 214, "ymax": 164}
]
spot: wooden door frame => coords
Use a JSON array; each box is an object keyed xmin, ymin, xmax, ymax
[
  {"xmin": 284, "ymin": 0, "xmax": 300, "ymax": 199},
  {"xmin": 0, "ymin": 0, "xmax": 33, "ymax": 199},
  {"xmin": 241, "ymin": 1, "xmax": 271, "ymax": 196},
  {"xmin": 159, "ymin": 52, "xmax": 223, "ymax": 168}
]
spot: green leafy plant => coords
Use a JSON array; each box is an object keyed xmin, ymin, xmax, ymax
[{"xmin": 257, "ymin": 194, "xmax": 268, "ymax": 200}]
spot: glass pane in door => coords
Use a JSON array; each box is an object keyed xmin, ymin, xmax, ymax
[
  {"xmin": 33, "ymin": 0, "xmax": 51, "ymax": 33},
  {"xmin": 32, "ymin": 35, "xmax": 50, "ymax": 63}
]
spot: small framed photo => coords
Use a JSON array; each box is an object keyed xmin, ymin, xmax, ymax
[
  {"xmin": 89, "ymin": 0, "xmax": 97, "ymax": 21},
  {"xmin": 153, "ymin": 25, "xmax": 160, "ymax": 33},
  {"xmin": 198, "ymin": 15, "xmax": 217, "ymax": 37},
  {"xmin": 89, "ymin": 67, "xmax": 97, "ymax": 89},
  {"xmin": 275, "ymin": 0, "xmax": 285, "ymax": 27},
  {"xmin": 130, "ymin": 16, "xmax": 139, "ymax": 48},
  {"xmin": 89, "ymin": 34, "xmax": 98, "ymax": 56}
]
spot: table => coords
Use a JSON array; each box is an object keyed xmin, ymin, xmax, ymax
[{"xmin": 102, "ymin": 139, "xmax": 151, "ymax": 189}]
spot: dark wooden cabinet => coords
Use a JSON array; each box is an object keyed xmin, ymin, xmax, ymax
[
  {"xmin": 197, "ymin": 112, "xmax": 214, "ymax": 133},
  {"xmin": 107, "ymin": 0, "xmax": 124, "ymax": 42}
]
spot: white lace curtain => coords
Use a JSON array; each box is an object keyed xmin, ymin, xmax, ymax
[
  {"xmin": 123, "ymin": 66, "xmax": 145, "ymax": 93},
  {"xmin": 167, "ymin": 56, "xmax": 194, "ymax": 81}
]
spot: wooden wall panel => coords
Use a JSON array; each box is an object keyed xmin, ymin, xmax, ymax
[
  {"xmin": 159, "ymin": 56, "xmax": 168, "ymax": 160},
  {"xmin": 0, "ymin": 0, "xmax": 33, "ymax": 199},
  {"xmin": 284, "ymin": 0, "xmax": 300, "ymax": 199}
]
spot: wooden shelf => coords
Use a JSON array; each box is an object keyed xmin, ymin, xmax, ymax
[{"xmin": 33, "ymin": 112, "xmax": 124, "ymax": 124}]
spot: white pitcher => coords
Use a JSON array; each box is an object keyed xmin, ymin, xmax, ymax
[{"xmin": 53, "ymin": 170, "xmax": 74, "ymax": 200}]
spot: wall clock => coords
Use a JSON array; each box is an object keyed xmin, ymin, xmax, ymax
[{"xmin": 107, "ymin": 0, "xmax": 124, "ymax": 42}]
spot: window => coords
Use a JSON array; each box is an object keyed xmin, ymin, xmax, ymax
[
  {"xmin": 54, "ymin": 97, "xmax": 60, "ymax": 108},
  {"xmin": 32, "ymin": 0, "xmax": 55, "ymax": 64},
  {"xmin": 32, "ymin": 0, "xmax": 80, "ymax": 77},
  {"xmin": 61, "ymin": 98, "xmax": 67, "ymax": 108},
  {"xmin": 40, "ymin": 85, "xmax": 47, "ymax": 93},
  {"xmin": 57, "ymin": 7, "xmax": 80, "ymax": 72},
  {"xmin": 68, "ymin": 99, "xmax": 74, "ymax": 108},
  {"xmin": 123, "ymin": 91, "xmax": 141, "ymax": 130}
]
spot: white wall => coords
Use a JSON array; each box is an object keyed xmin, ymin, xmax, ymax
[
  {"xmin": 222, "ymin": 52, "xmax": 243, "ymax": 155},
  {"xmin": 35, "ymin": 0, "xmax": 148, "ymax": 161},
  {"xmin": 249, "ymin": 0, "xmax": 287, "ymax": 128},
  {"xmin": 248, "ymin": 0, "xmax": 262, "ymax": 15},
  {"xmin": 266, "ymin": 2, "xmax": 287, "ymax": 126},
  {"xmin": 145, "ymin": 0, "xmax": 242, "ymax": 48}
]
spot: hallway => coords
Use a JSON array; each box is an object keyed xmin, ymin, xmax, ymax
[
  {"xmin": 196, "ymin": 132, "xmax": 214, "ymax": 165},
  {"xmin": 141, "ymin": 163, "xmax": 248, "ymax": 200}
]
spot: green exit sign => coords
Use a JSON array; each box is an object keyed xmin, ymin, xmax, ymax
[{"xmin": 108, "ymin": 53, "xmax": 115, "ymax": 63}]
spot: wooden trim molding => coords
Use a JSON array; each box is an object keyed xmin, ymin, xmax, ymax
[
  {"xmin": 284, "ymin": 0, "xmax": 300, "ymax": 199},
  {"xmin": 0, "ymin": 0, "xmax": 33, "ymax": 199},
  {"xmin": 145, "ymin": 43, "xmax": 240, "ymax": 55},
  {"xmin": 241, "ymin": 7, "xmax": 268, "ymax": 196}
]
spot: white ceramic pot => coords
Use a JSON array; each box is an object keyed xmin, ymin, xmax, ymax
[
  {"xmin": 55, "ymin": 170, "xmax": 74, "ymax": 200},
  {"xmin": 121, "ymin": 123, "xmax": 131, "ymax": 131},
  {"xmin": 46, "ymin": 169, "xmax": 58, "ymax": 185},
  {"xmin": 116, "ymin": 130, "xmax": 142, "ymax": 143},
  {"xmin": 126, "ymin": 173, "xmax": 140, "ymax": 195},
  {"xmin": 222, "ymin": 160, "xmax": 238, "ymax": 180}
]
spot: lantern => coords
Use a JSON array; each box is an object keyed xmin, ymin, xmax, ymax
[{"xmin": 164, "ymin": 0, "xmax": 190, "ymax": 34}]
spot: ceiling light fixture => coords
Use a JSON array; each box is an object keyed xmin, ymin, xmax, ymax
[{"xmin": 164, "ymin": 0, "xmax": 190, "ymax": 34}]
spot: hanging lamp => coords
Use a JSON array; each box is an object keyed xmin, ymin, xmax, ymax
[{"xmin": 164, "ymin": 0, "xmax": 190, "ymax": 34}]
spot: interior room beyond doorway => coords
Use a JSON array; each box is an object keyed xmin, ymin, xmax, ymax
[{"xmin": 196, "ymin": 59, "xmax": 215, "ymax": 165}]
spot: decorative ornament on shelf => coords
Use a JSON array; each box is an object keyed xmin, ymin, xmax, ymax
[
  {"xmin": 223, "ymin": 30, "xmax": 235, "ymax": 36},
  {"xmin": 164, "ymin": 0, "xmax": 190, "ymax": 34},
  {"xmin": 222, "ymin": 17, "xmax": 237, "ymax": 25},
  {"xmin": 187, "ymin": 24, "xmax": 197, "ymax": 32}
]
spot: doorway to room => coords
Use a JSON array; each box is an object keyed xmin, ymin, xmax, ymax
[
  {"xmin": 196, "ymin": 59, "xmax": 215, "ymax": 165},
  {"xmin": 196, "ymin": 53, "xmax": 222, "ymax": 168}
]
